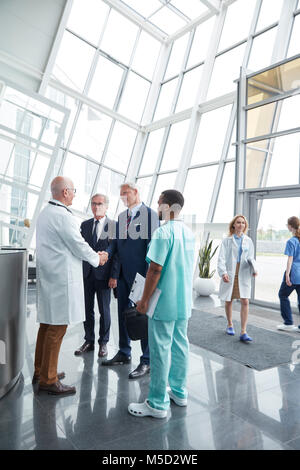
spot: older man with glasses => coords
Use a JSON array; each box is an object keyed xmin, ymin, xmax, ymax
[{"xmin": 74, "ymin": 193, "xmax": 120, "ymax": 358}]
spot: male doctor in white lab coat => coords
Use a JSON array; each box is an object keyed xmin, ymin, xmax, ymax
[{"xmin": 33, "ymin": 176, "xmax": 108, "ymax": 396}]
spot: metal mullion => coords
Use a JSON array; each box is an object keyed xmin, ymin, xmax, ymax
[
  {"xmin": 102, "ymin": 0, "xmax": 166, "ymax": 41},
  {"xmin": 244, "ymin": 126, "xmax": 300, "ymax": 144},
  {"xmin": 50, "ymin": 78, "xmax": 139, "ymax": 129},
  {"xmin": 147, "ymin": 125, "xmax": 171, "ymax": 206},
  {"xmin": 169, "ymin": 30, "xmax": 195, "ymax": 115},
  {"xmin": 0, "ymin": 109, "xmax": 33, "ymax": 188},
  {"xmin": 61, "ymin": 147, "xmax": 103, "ymax": 166},
  {"xmin": 0, "ymin": 220, "xmax": 28, "ymax": 234},
  {"xmin": 246, "ymin": 145, "xmax": 269, "ymax": 153},
  {"xmin": 166, "ymin": 10, "xmax": 216, "ymax": 43},
  {"xmin": 0, "ymin": 209, "xmax": 32, "ymax": 226},
  {"xmin": 235, "ymin": 70, "xmax": 247, "ymax": 214},
  {"xmin": 156, "ymin": 168, "xmax": 180, "ymax": 176},
  {"xmin": 54, "ymin": 20, "xmax": 138, "ymax": 177},
  {"xmin": 112, "ymin": 29, "xmax": 141, "ymax": 114},
  {"xmin": 200, "ymin": 0, "xmax": 221, "ymax": 14},
  {"xmin": 242, "ymin": 0, "xmax": 262, "ymax": 69},
  {"xmin": 87, "ymin": 120, "xmax": 116, "ymax": 214},
  {"xmin": 99, "ymin": 29, "xmax": 142, "ymax": 211},
  {"xmin": 245, "ymin": 86, "xmax": 300, "ymax": 111},
  {"xmin": 271, "ymin": 0, "xmax": 299, "ymax": 63},
  {"xmin": 0, "ymin": 130, "xmax": 53, "ymax": 158},
  {"xmin": 17, "ymin": 116, "xmax": 50, "ymax": 223},
  {"xmin": 246, "ymin": 52, "xmax": 300, "ymax": 80},
  {"xmin": 24, "ymin": 105, "xmax": 70, "ymax": 248},
  {"xmin": 234, "ymin": 0, "xmax": 263, "ymax": 215},
  {"xmin": 39, "ymin": 0, "xmax": 74, "ymax": 95},
  {"xmin": 257, "ymin": 102, "xmax": 280, "ymax": 190},
  {"xmin": 207, "ymin": 101, "xmax": 236, "ymax": 222},
  {"xmin": 163, "ymin": 2, "xmax": 191, "ymax": 23},
  {"xmin": 0, "ymin": 175, "xmax": 40, "ymax": 195},
  {"xmin": 101, "ymin": 162, "xmax": 126, "ymax": 177},
  {"xmin": 57, "ymin": 101, "xmax": 83, "ymax": 175},
  {"xmin": 125, "ymin": 42, "xmax": 172, "ymax": 196},
  {"xmin": 175, "ymin": 1, "xmax": 228, "ymax": 193}
]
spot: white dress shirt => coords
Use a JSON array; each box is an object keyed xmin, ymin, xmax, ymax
[{"xmin": 93, "ymin": 215, "xmax": 107, "ymax": 241}]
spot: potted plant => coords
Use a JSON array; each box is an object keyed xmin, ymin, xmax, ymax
[{"xmin": 193, "ymin": 239, "xmax": 218, "ymax": 296}]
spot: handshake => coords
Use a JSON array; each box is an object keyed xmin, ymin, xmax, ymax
[{"xmin": 98, "ymin": 251, "xmax": 108, "ymax": 266}]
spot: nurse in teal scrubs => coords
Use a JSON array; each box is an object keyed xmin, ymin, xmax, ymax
[
  {"xmin": 277, "ymin": 216, "xmax": 300, "ymax": 331},
  {"xmin": 128, "ymin": 189, "xmax": 195, "ymax": 419}
]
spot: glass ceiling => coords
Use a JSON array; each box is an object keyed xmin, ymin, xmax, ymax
[{"xmin": 119, "ymin": 0, "xmax": 210, "ymax": 35}]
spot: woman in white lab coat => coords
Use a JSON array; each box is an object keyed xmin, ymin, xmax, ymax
[{"xmin": 217, "ymin": 215, "xmax": 257, "ymax": 342}]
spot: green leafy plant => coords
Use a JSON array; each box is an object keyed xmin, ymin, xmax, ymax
[{"xmin": 198, "ymin": 239, "xmax": 219, "ymax": 279}]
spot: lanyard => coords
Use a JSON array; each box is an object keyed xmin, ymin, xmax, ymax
[{"xmin": 48, "ymin": 201, "xmax": 72, "ymax": 214}]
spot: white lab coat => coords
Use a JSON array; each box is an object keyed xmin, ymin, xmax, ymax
[
  {"xmin": 217, "ymin": 235, "xmax": 257, "ymax": 301},
  {"xmin": 36, "ymin": 202, "xmax": 99, "ymax": 325}
]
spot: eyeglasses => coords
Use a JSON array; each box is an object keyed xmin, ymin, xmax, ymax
[
  {"xmin": 91, "ymin": 202, "xmax": 104, "ymax": 207},
  {"xmin": 66, "ymin": 188, "xmax": 76, "ymax": 194}
]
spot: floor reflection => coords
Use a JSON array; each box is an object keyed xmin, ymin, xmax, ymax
[{"xmin": 0, "ymin": 286, "xmax": 299, "ymax": 449}]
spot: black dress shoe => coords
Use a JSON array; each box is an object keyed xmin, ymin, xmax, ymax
[
  {"xmin": 101, "ymin": 352, "xmax": 131, "ymax": 366},
  {"xmin": 98, "ymin": 343, "xmax": 108, "ymax": 357},
  {"xmin": 128, "ymin": 363, "xmax": 150, "ymax": 379},
  {"xmin": 74, "ymin": 341, "xmax": 94, "ymax": 356}
]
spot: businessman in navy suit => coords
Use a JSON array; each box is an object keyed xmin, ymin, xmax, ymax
[
  {"xmin": 74, "ymin": 194, "xmax": 120, "ymax": 358},
  {"xmin": 102, "ymin": 182, "xmax": 159, "ymax": 379}
]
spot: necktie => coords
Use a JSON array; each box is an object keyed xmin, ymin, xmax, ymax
[
  {"xmin": 126, "ymin": 212, "xmax": 132, "ymax": 232},
  {"xmin": 92, "ymin": 220, "xmax": 99, "ymax": 248}
]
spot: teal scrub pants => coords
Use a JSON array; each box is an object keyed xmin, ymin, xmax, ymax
[{"xmin": 147, "ymin": 318, "xmax": 189, "ymax": 411}]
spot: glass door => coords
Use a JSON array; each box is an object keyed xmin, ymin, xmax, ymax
[{"xmin": 249, "ymin": 190, "xmax": 300, "ymax": 309}]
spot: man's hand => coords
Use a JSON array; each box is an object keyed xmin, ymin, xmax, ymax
[
  {"xmin": 108, "ymin": 278, "xmax": 117, "ymax": 289},
  {"xmin": 286, "ymin": 275, "xmax": 292, "ymax": 287},
  {"xmin": 98, "ymin": 251, "xmax": 108, "ymax": 266},
  {"xmin": 222, "ymin": 273, "xmax": 230, "ymax": 283},
  {"xmin": 136, "ymin": 300, "xmax": 149, "ymax": 315}
]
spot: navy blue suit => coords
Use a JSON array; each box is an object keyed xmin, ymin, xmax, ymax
[
  {"xmin": 81, "ymin": 217, "xmax": 120, "ymax": 346},
  {"xmin": 107, "ymin": 203, "xmax": 159, "ymax": 365}
]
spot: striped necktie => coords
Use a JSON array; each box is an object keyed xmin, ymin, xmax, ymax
[{"xmin": 126, "ymin": 211, "xmax": 132, "ymax": 235}]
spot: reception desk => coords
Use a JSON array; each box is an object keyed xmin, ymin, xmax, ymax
[{"xmin": 0, "ymin": 248, "xmax": 27, "ymax": 399}]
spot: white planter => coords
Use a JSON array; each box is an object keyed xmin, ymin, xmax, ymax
[{"xmin": 193, "ymin": 277, "xmax": 216, "ymax": 297}]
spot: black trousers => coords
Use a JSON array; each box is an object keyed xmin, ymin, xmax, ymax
[
  {"xmin": 83, "ymin": 272, "xmax": 111, "ymax": 345},
  {"xmin": 117, "ymin": 276, "xmax": 149, "ymax": 365}
]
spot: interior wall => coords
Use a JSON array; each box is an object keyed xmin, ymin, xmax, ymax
[{"xmin": 0, "ymin": 0, "xmax": 67, "ymax": 92}]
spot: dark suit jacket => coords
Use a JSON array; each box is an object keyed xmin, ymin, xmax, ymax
[
  {"xmin": 107, "ymin": 203, "xmax": 159, "ymax": 288},
  {"xmin": 81, "ymin": 217, "xmax": 120, "ymax": 282}
]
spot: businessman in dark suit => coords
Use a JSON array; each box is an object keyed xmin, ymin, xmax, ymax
[
  {"xmin": 74, "ymin": 193, "xmax": 120, "ymax": 358},
  {"xmin": 102, "ymin": 182, "xmax": 159, "ymax": 379}
]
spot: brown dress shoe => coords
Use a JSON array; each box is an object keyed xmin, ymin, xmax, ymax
[
  {"xmin": 32, "ymin": 372, "xmax": 65, "ymax": 385},
  {"xmin": 98, "ymin": 344, "xmax": 108, "ymax": 357},
  {"xmin": 38, "ymin": 380, "xmax": 76, "ymax": 396},
  {"xmin": 74, "ymin": 341, "xmax": 94, "ymax": 356}
]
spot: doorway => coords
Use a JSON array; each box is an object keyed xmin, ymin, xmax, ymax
[{"xmin": 248, "ymin": 189, "xmax": 300, "ymax": 311}]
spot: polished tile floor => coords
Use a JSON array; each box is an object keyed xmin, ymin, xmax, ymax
[{"xmin": 1, "ymin": 286, "xmax": 300, "ymax": 450}]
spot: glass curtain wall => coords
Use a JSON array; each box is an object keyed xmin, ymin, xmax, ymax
[{"xmin": 3, "ymin": 0, "xmax": 300, "ymax": 248}]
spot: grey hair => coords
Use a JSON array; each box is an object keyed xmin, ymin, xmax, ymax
[
  {"xmin": 91, "ymin": 193, "xmax": 109, "ymax": 205},
  {"xmin": 120, "ymin": 181, "xmax": 139, "ymax": 192}
]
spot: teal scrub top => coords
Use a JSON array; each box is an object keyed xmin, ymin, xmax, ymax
[
  {"xmin": 146, "ymin": 220, "xmax": 195, "ymax": 321},
  {"xmin": 284, "ymin": 236, "xmax": 300, "ymax": 284}
]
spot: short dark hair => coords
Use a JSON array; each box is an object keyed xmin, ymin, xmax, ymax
[{"xmin": 160, "ymin": 189, "xmax": 184, "ymax": 209}]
